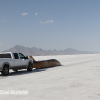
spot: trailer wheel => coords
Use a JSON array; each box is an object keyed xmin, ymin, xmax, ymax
[{"xmin": 2, "ymin": 65, "xmax": 9, "ymax": 75}]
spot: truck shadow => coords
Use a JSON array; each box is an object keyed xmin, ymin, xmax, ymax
[
  {"xmin": 9, "ymin": 69, "xmax": 46, "ymax": 76},
  {"xmin": 0, "ymin": 69, "xmax": 46, "ymax": 76},
  {"xmin": 9, "ymin": 65, "xmax": 61, "ymax": 76},
  {"xmin": 0, "ymin": 65, "xmax": 62, "ymax": 77}
]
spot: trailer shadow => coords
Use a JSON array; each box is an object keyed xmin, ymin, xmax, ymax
[{"xmin": 39, "ymin": 65, "xmax": 62, "ymax": 69}]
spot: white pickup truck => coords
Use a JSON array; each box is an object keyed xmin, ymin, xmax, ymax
[{"xmin": 0, "ymin": 52, "xmax": 33, "ymax": 75}]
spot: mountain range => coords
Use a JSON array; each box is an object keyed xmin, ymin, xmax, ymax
[{"xmin": 4, "ymin": 45, "xmax": 94, "ymax": 56}]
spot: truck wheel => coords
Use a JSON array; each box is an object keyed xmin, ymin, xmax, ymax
[
  {"xmin": 2, "ymin": 65, "xmax": 9, "ymax": 75},
  {"xmin": 27, "ymin": 63, "xmax": 33, "ymax": 71}
]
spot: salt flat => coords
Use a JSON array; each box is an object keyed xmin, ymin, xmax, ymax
[{"xmin": 0, "ymin": 54, "xmax": 100, "ymax": 100}]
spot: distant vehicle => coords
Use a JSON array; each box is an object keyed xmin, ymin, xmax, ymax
[{"xmin": 0, "ymin": 52, "xmax": 33, "ymax": 75}]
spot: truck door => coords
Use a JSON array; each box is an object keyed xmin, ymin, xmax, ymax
[
  {"xmin": 18, "ymin": 53, "xmax": 28, "ymax": 68},
  {"xmin": 13, "ymin": 53, "xmax": 21, "ymax": 69}
]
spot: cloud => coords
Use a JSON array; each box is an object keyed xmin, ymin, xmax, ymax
[
  {"xmin": 2, "ymin": 20, "xmax": 6, "ymax": 22},
  {"xmin": 21, "ymin": 13, "xmax": 28, "ymax": 16},
  {"xmin": 35, "ymin": 13, "xmax": 38, "ymax": 15},
  {"xmin": 0, "ymin": 43, "xmax": 2, "ymax": 45},
  {"xmin": 39, "ymin": 21, "xmax": 45, "ymax": 24},
  {"xmin": 39, "ymin": 20, "xmax": 54, "ymax": 24},
  {"xmin": 46, "ymin": 20, "xmax": 53, "ymax": 23}
]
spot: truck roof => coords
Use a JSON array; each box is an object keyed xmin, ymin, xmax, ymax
[{"xmin": 0, "ymin": 52, "xmax": 20, "ymax": 54}]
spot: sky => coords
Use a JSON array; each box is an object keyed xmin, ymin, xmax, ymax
[{"xmin": 0, "ymin": 0, "xmax": 100, "ymax": 52}]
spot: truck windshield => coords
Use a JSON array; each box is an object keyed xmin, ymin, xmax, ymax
[
  {"xmin": 19, "ymin": 53, "xmax": 25, "ymax": 59},
  {"xmin": 0, "ymin": 54, "xmax": 11, "ymax": 58}
]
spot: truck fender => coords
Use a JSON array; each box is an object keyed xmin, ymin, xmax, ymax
[
  {"xmin": 28, "ymin": 61, "xmax": 33, "ymax": 66},
  {"xmin": 2, "ymin": 62, "xmax": 10, "ymax": 70}
]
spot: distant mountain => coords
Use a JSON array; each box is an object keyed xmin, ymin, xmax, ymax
[{"xmin": 4, "ymin": 45, "xmax": 93, "ymax": 56}]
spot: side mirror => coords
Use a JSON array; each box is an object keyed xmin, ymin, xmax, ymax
[
  {"xmin": 25, "ymin": 56, "xmax": 28, "ymax": 59},
  {"xmin": 24, "ymin": 56, "xmax": 28, "ymax": 59}
]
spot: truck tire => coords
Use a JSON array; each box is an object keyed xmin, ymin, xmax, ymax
[
  {"xmin": 2, "ymin": 65, "xmax": 9, "ymax": 75},
  {"xmin": 27, "ymin": 63, "xmax": 33, "ymax": 71}
]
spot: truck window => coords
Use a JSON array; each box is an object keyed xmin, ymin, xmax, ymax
[
  {"xmin": 19, "ymin": 53, "xmax": 25, "ymax": 59},
  {"xmin": 13, "ymin": 53, "xmax": 19, "ymax": 59},
  {"xmin": 0, "ymin": 54, "xmax": 11, "ymax": 58}
]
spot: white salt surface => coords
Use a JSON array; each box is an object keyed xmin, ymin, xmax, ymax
[{"xmin": 0, "ymin": 54, "xmax": 100, "ymax": 100}]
